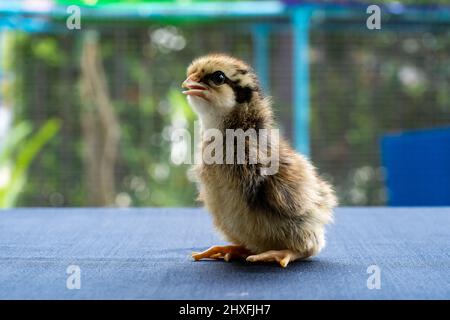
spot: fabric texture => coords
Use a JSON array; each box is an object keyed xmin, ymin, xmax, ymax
[{"xmin": 0, "ymin": 207, "xmax": 449, "ymax": 299}]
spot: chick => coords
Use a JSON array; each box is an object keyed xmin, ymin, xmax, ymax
[{"xmin": 182, "ymin": 54, "xmax": 337, "ymax": 267}]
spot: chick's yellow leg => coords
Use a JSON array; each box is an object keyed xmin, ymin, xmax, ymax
[
  {"xmin": 246, "ymin": 250, "xmax": 305, "ymax": 268},
  {"xmin": 192, "ymin": 245, "xmax": 251, "ymax": 262}
]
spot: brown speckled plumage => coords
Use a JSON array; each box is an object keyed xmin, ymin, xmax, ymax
[{"xmin": 184, "ymin": 54, "xmax": 337, "ymax": 265}]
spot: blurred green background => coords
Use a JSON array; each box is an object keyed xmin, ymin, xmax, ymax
[{"xmin": 1, "ymin": 0, "xmax": 450, "ymax": 207}]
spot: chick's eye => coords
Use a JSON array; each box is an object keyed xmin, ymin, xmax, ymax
[{"xmin": 211, "ymin": 71, "xmax": 226, "ymax": 86}]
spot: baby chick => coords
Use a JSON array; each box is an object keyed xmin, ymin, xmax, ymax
[{"xmin": 182, "ymin": 54, "xmax": 337, "ymax": 267}]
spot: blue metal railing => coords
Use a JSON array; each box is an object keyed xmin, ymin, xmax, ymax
[{"xmin": 2, "ymin": 1, "xmax": 450, "ymax": 157}]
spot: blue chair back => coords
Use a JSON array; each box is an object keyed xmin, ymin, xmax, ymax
[{"xmin": 381, "ymin": 127, "xmax": 450, "ymax": 206}]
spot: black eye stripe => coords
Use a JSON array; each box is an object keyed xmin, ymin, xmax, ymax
[
  {"xmin": 201, "ymin": 72, "xmax": 242, "ymax": 87},
  {"xmin": 212, "ymin": 71, "xmax": 226, "ymax": 85},
  {"xmin": 201, "ymin": 71, "xmax": 229, "ymax": 85},
  {"xmin": 200, "ymin": 70, "xmax": 254, "ymax": 104}
]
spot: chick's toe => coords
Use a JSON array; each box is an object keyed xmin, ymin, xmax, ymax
[
  {"xmin": 246, "ymin": 250, "xmax": 305, "ymax": 268},
  {"xmin": 192, "ymin": 245, "xmax": 251, "ymax": 262}
]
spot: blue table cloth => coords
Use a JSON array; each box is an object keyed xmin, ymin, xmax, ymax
[{"xmin": 0, "ymin": 207, "xmax": 449, "ymax": 299}]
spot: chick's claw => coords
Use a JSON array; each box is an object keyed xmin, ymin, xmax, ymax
[
  {"xmin": 192, "ymin": 245, "xmax": 250, "ymax": 262},
  {"xmin": 246, "ymin": 250, "xmax": 303, "ymax": 268}
]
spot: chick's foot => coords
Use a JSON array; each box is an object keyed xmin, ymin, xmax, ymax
[
  {"xmin": 192, "ymin": 245, "xmax": 251, "ymax": 262},
  {"xmin": 246, "ymin": 250, "xmax": 305, "ymax": 268}
]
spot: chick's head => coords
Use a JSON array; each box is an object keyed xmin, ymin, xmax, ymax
[{"xmin": 182, "ymin": 54, "xmax": 260, "ymax": 119}]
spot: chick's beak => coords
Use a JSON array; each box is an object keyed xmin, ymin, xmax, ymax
[{"xmin": 182, "ymin": 77, "xmax": 209, "ymax": 100}]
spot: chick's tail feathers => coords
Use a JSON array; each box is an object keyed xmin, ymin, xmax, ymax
[{"xmin": 316, "ymin": 178, "xmax": 338, "ymax": 223}]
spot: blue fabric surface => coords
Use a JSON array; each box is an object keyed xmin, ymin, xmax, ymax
[{"xmin": 0, "ymin": 207, "xmax": 449, "ymax": 300}]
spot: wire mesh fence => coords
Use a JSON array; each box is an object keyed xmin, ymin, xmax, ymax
[{"xmin": 3, "ymin": 16, "xmax": 450, "ymax": 207}]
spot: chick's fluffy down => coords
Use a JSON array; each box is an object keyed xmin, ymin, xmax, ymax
[
  {"xmin": 195, "ymin": 138, "xmax": 337, "ymax": 256},
  {"xmin": 186, "ymin": 54, "xmax": 337, "ymax": 258}
]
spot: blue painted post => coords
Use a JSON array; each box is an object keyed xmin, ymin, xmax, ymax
[
  {"xmin": 293, "ymin": 8, "xmax": 311, "ymax": 157},
  {"xmin": 252, "ymin": 24, "xmax": 270, "ymax": 94}
]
